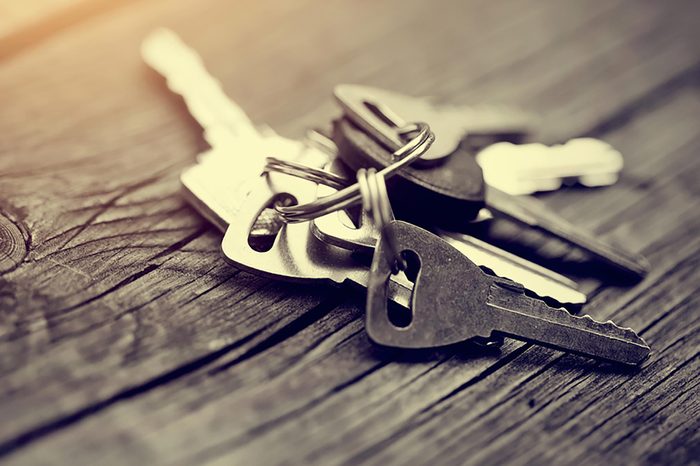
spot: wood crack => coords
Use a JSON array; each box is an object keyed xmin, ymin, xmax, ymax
[
  {"xmin": 180, "ymin": 270, "xmax": 241, "ymax": 306},
  {"xmin": 340, "ymin": 346, "xmax": 531, "ymax": 466},
  {"xmin": 52, "ymin": 173, "xmax": 173, "ymax": 252},
  {"xmin": 602, "ymin": 365, "xmax": 700, "ymax": 452},
  {"xmin": 55, "ymin": 262, "xmax": 162, "ymax": 315},
  {"xmin": 208, "ymin": 291, "xmax": 350, "ymax": 375},
  {"xmin": 217, "ymin": 361, "xmax": 390, "ymax": 458},
  {"xmin": 0, "ymin": 326, "xmax": 266, "ymax": 457},
  {"xmin": 580, "ymin": 353, "xmax": 699, "ymax": 440}
]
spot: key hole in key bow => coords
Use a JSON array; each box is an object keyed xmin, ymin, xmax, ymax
[
  {"xmin": 387, "ymin": 249, "xmax": 421, "ymax": 328},
  {"xmin": 364, "ymin": 100, "xmax": 420, "ymax": 142},
  {"xmin": 364, "ymin": 100, "xmax": 401, "ymax": 129},
  {"xmin": 247, "ymin": 193, "xmax": 297, "ymax": 252}
]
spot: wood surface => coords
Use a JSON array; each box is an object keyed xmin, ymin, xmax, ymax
[{"xmin": 0, "ymin": 0, "xmax": 698, "ymax": 464}]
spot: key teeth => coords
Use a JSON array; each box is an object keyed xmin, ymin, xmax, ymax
[
  {"xmin": 490, "ymin": 282, "xmax": 646, "ymax": 346},
  {"xmin": 569, "ymin": 312, "xmax": 646, "ymax": 344}
]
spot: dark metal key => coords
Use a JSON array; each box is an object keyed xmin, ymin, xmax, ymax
[
  {"xmin": 366, "ymin": 221, "xmax": 650, "ymax": 365},
  {"xmin": 333, "ymin": 85, "xmax": 649, "ymax": 278}
]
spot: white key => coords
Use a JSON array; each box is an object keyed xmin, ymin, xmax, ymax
[
  {"xmin": 141, "ymin": 28, "xmax": 323, "ymax": 179},
  {"xmin": 181, "ymin": 142, "xmax": 325, "ymax": 233},
  {"xmin": 335, "ymin": 84, "xmax": 537, "ymax": 165},
  {"xmin": 142, "ymin": 28, "xmax": 260, "ymax": 145},
  {"xmin": 476, "ymin": 138, "xmax": 624, "ymax": 195},
  {"xmin": 182, "ymin": 154, "xmax": 415, "ymax": 309},
  {"xmin": 436, "ymin": 229, "xmax": 586, "ymax": 306},
  {"xmin": 142, "ymin": 28, "xmax": 327, "ymax": 231}
]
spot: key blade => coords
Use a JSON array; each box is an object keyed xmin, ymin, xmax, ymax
[
  {"xmin": 476, "ymin": 139, "xmax": 623, "ymax": 195},
  {"xmin": 335, "ymin": 84, "xmax": 536, "ymax": 165},
  {"xmin": 438, "ymin": 229, "xmax": 586, "ymax": 306},
  {"xmin": 486, "ymin": 282, "xmax": 650, "ymax": 365},
  {"xmin": 312, "ymin": 181, "xmax": 587, "ymax": 306},
  {"xmin": 141, "ymin": 28, "xmax": 260, "ymax": 145},
  {"xmin": 443, "ymin": 104, "xmax": 537, "ymax": 142},
  {"xmin": 485, "ymin": 186, "xmax": 650, "ymax": 278}
]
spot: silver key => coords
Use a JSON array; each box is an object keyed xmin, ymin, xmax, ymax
[
  {"xmin": 310, "ymin": 162, "xmax": 587, "ymax": 306},
  {"xmin": 335, "ymin": 84, "xmax": 536, "ymax": 165},
  {"xmin": 141, "ymin": 29, "xmax": 321, "ymax": 198},
  {"xmin": 182, "ymin": 156, "xmax": 414, "ymax": 308},
  {"xmin": 332, "ymin": 84, "xmax": 649, "ymax": 278},
  {"xmin": 366, "ymin": 221, "xmax": 650, "ymax": 365},
  {"xmin": 476, "ymin": 138, "xmax": 623, "ymax": 195},
  {"xmin": 314, "ymin": 207, "xmax": 586, "ymax": 306},
  {"xmin": 142, "ymin": 28, "xmax": 325, "ymax": 235},
  {"xmin": 142, "ymin": 29, "xmax": 408, "ymax": 301}
]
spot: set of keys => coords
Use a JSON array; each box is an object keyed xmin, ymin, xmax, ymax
[{"xmin": 142, "ymin": 29, "xmax": 651, "ymax": 366}]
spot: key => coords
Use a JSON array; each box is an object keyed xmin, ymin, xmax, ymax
[
  {"xmin": 181, "ymin": 146, "xmax": 416, "ymax": 308},
  {"xmin": 476, "ymin": 138, "xmax": 623, "ymax": 195},
  {"xmin": 142, "ymin": 28, "xmax": 260, "ymax": 146},
  {"xmin": 331, "ymin": 85, "xmax": 649, "ymax": 278},
  {"xmin": 220, "ymin": 168, "xmax": 415, "ymax": 307},
  {"xmin": 142, "ymin": 28, "xmax": 305, "ymax": 160},
  {"xmin": 218, "ymin": 124, "xmax": 432, "ymax": 305},
  {"xmin": 309, "ymin": 160, "xmax": 587, "ymax": 306},
  {"xmin": 143, "ymin": 30, "xmax": 413, "ymax": 306},
  {"xmin": 142, "ymin": 28, "xmax": 324, "ymax": 236},
  {"xmin": 336, "ymin": 84, "xmax": 536, "ymax": 165},
  {"xmin": 314, "ymin": 206, "xmax": 586, "ymax": 307},
  {"xmin": 365, "ymin": 221, "xmax": 651, "ymax": 365}
]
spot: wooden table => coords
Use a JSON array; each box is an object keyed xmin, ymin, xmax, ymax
[{"xmin": 1, "ymin": 1, "xmax": 698, "ymax": 464}]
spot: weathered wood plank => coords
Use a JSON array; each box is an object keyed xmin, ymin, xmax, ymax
[
  {"xmin": 4, "ymin": 72, "xmax": 698, "ymax": 465},
  {"xmin": 0, "ymin": 209, "xmax": 27, "ymax": 273},
  {"xmin": 0, "ymin": 0, "xmax": 698, "ymax": 462}
]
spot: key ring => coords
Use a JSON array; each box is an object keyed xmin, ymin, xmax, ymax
[
  {"xmin": 263, "ymin": 157, "xmax": 350, "ymax": 191},
  {"xmin": 271, "ymin": 122, "xmax": 434, "ymax": 223},
  {"xmin": 357, "ymin": 167, "xmax": 406, "ymax": 273}
]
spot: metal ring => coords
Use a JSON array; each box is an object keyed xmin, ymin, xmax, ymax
[
  {"xmin": 275, "ymin": 122, "xmax": 434, "ymax": 223},
  {"xmin": 264, "ymin": 157, "xmax": 350, "ymax": 191},
  {"xmin": 358, "ymin": 168, "xmax": 406, "ymax": 272},
  {"xmin": 357, "ymin": 167, "xmax": 372, "ymax": 212}
]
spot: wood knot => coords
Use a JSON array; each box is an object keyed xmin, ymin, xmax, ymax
[{"xmin": 0, "ymin": 212, "xmax": 27, "ymax": 274}]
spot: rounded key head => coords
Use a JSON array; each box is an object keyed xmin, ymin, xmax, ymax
[
  {"xmin": 366, "ymin": 220, "xmax": 493, "ymax": 348},
  {"xmin": 335, "ymin": 84, "xmax": 471, "ymax": 164},
  {"xmin": 310, "ymin": 159, "xmax": 380, "ymax": 253},
  {"xmin": 311, "ymin": 175, "xmax": 380, "ymax": 254},
  {"xmin": 334, "ymin": 119, "xmax": 485, "ymax": 227},
  {"xmin": 220, "ymin": 172, "xmax": 362, "ymax": 285}
]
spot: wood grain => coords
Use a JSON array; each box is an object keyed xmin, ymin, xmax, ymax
[
  {"xmin": 0, "ymin": 0, "xmax": 698, "ymax": 464},
  {"xmin": 8, "ymin": 79, "xmax": 697, "ymax": 466},
  {"xmin": 0, "ymin": 209, "xmax": 27, "ymax": 273}
]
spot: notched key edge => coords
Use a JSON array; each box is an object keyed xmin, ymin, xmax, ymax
[{"xmin": 488, "ymin": 282, "xmax": 651, "ymax": 365}]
